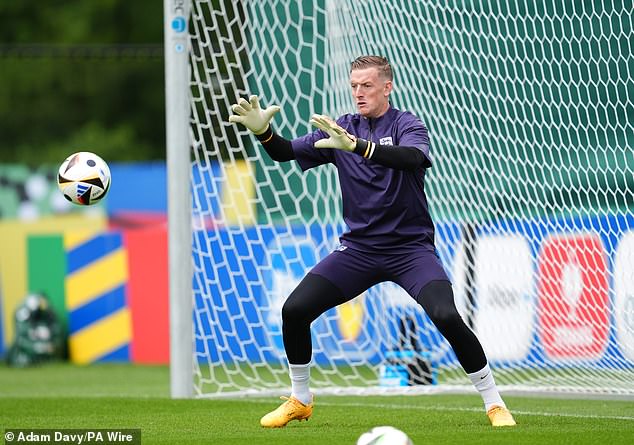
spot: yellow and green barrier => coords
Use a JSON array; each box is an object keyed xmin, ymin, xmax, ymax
[{"xmin": 24, "ymin": 231, "xmax": 132, "ymax": 364}]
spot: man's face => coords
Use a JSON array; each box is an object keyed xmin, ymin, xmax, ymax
[{"xmin": 350, "ymin": 67, "xmax": 392, "ymax": 118}]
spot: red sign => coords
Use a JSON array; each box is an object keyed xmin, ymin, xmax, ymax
[{"xmin": 537, "ymin": 234, "xmax": 609, "ymax": 360}]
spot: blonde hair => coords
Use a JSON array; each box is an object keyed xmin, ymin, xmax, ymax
[{"xmin": 350, "ymin": 55, "xmax": 393, "ymax": 81}]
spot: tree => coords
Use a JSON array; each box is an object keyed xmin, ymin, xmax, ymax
[{"xmin": 0, "ymin": 0, "xmax": 165, "ymax": 164}]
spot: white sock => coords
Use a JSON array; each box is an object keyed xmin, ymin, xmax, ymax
[
  {"xmin": 467, "ymin": 363, "xmax": 505, "ymax": 411},
  {"xmin": 289, "ymin": 363, "xmax": 312, "ymax": 405}
]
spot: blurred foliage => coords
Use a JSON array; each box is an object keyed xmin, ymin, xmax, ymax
[{"xmin": 0, "ymin": 0, "xmax": 165, "ymax": 165}]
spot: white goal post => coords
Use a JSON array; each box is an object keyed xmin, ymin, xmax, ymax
[
  {"xmin": 165, "ymin": 0, "xmax": 193, "ymax": 398},
  {"xmin": 167, "ymin": 0, "xmax": 634, "ymax": 399}
]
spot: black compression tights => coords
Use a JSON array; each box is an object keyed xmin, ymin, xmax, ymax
[
  {"xmin": 282, "ymin": 274, "xmax": 487, "ymax": 373},
  {"xmin": 414, "ymin": 280, "xmax": 487, "ymax": 373}
]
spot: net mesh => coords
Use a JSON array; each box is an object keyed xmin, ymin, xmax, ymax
[{"xmin": 187, "ymin": 0, "xmax": 634, "ymax": 397}]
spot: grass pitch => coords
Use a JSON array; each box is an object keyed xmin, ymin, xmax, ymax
[{"xmin": 1, "ymin": 363, "xmax": 633, "ymax": 444}]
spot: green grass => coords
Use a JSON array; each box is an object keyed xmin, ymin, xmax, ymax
[{"xmin": 1, "ymin": 363, "xmax": 633, "ymax": 444}]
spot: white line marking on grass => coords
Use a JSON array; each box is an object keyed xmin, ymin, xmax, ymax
[
  {"xmin": 317, "ymin": 401, "xmax": 634, "ymax": 422},
  {"xmin": 243, "ymin": 399, "xmax": 634, "ymax": 422}
]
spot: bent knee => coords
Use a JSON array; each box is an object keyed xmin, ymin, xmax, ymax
[
  {"xmin": 416, "ymin": 280, "xmax": 463, "ymax": 326},
  {"xmin": 426, "ymin": 305, "xmax": 463, "ymax": 329},
  {"xmin": 281, "ymin": 298, "xmax": 305, "ymax": 322}
]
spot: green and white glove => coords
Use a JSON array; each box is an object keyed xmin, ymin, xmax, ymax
[
  {"xmin": 228, "ymin": 95, "xmax": 281, "ymax": 135},
  {"xmin": 310, "ymin": 114, "xmax": 357, "ymax": 152}
]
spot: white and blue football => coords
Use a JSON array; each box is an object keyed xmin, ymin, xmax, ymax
[{"xmin": 57, "ymin": 151, "xmax": 111, "ymax": 206}]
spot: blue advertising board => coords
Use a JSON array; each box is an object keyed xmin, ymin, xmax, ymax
[{"xmin": 194, "ymin": 211, "xmax": 634, "ymax": 370}]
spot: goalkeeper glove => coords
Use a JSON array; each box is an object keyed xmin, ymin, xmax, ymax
[
  {"xmin": 309, "ymin": 114, "xmax": 357, "ymax": 152},
  {"xmin": 228, "ymin": 95, "xmax": 281, "ymax": 135}
]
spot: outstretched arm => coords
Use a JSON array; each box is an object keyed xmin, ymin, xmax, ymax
[
  {"xmin": 310, "ymin": 114, "xmax": 429, "ymax": 171},
  {"xmin": 228, "ymin": 95, "xmax": 294, "ymax": 162},
  {"xmin": 253, "ymin": 125, "xmax": 294, "ymax": 162}
]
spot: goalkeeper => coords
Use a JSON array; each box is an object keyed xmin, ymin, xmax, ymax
[{"xmin": 229, "ymin": 55, "xmax": 516, "ymax": 428}]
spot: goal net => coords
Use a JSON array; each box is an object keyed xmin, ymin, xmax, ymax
[{"xmin": 184, "ymin": 0, "xmax": 634, "ymax": 398}]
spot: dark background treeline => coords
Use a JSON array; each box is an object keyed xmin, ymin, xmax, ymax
[{"xmin": 0, "ymin": 1, "xmax": 165, "ymax": 165}]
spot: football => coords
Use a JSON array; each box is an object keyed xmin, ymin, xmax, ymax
[
  {"xmin": 357, "ymin": 426, "xmax": 414, "ymax": 445},
  {"xmin": 57, "ymin": 151, "xmax": 111, "ymax": 206}
]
